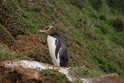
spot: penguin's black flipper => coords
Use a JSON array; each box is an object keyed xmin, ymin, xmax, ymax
[{"xmin": 55, "ymin": 39, "xmax": 61, "ymax": 59}]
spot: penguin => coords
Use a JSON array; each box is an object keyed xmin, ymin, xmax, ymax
[{"xmin": 38, "ymin": 26, "xmax": 68, "ymax": 67}]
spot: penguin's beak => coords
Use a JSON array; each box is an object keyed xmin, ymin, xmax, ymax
[
  {"xmin": 38, "ymin": 30, "xmax": 46, "ymax": 33},
  {"xmin": 38, "ymin": 27, "xmax": 52, "ymax": 35}
]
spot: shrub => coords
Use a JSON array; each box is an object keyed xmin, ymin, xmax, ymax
[
  {"xmin": 107, "ymin": 0, "xmax": 124, "ymax": 13},
  {"xmin": 107, "ymin": 18, "xmax": 123, "ymax": 32},
  {"xmin": 70, "ymin": 0, "xmax": 85, "ymax": 9},
  {"xmin": 99, "ymin": 14, "xmax": 106, "ymax": 21},
  {"xmin": 95, "ymin": 23, "xmax": 110, "ymax": 34},
  {"xmin": 89, "ymin": 0, "xmax": 102, "ymax": 10}
]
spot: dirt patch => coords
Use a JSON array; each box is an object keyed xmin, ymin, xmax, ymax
[
  {"xmin": 15, "ymin": 34, "xmax": 52, "ymax": 64},
  {"xmin": 15, "ymin": 34, "xmax": 47, "ymax": 56},
  {"xmin": 0, "ymin": 61, "xmax": 52, "ymax": 83},
  {"xmin": 0, "ymin": 34, "xmax": 53, "ymax": 64}
]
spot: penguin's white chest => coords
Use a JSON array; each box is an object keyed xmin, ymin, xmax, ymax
[{"xmin": 47, "ymin": 35, "xmax": 60, "ymax": 66}]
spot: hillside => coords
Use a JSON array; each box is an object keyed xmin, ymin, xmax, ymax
[{"xmin": 0, "ymin": 0, "xmax": 124, "ymax": 82}]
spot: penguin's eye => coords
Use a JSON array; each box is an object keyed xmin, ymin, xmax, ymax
[{"xmin": 45, "ymin": 27, "xmax": 49, "ymax": 30}]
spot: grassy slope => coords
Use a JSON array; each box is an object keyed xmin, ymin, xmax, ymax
[
  {"xmin": 0, "ymin": 0, "xmax": 124, "ymax": 79},
  {"xmin": 0, "ymin": 43, "xmax": 29, "ymax": 61},
  {"xmin": 0, "ymin": 24, "xmax": 17, "ymax": 46}
]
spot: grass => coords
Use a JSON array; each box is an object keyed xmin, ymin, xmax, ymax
[
  {"xmin": 69, "ymin": 66, "xmax": 105, "ymax": 78},
  {"xmin": 0, "ymin": 43, "xmax": 29, "ymax": 62},
  {"xmin": 28, "ymin": 49, "xmax": 53, "ymax": 65},
  {"xmin": 0, "ymin": 24, "xmax": 17, "ymax": 46},
  {"xmin": 0, "ymin": 0, "xmax": 124, "ymax": 80},
  {"xmin": 41, "ymin": 69, "xmax": 72, "ymax": 83}
]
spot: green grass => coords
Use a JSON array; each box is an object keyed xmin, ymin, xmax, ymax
[
  {"xmin": 0, "ymin": 0, "xmax": 124, "ymax": 79},
  {"xmin": 0, "ymin": 24, "xmax": 17, "ymax": 46},
  {"xmin": 28, "ymin": 49, "xmax": 53, "ymax": 65},
  {"xmin": 0, "ymin": 43, "xmax": 29, "ymax": 62},
  {"xmin": 69, "ymin": 66, "xmax": 105, "ymax": 78},
  {"xmin": 41, "ymin": 69, "xmax": 72, "ymax": 83}
]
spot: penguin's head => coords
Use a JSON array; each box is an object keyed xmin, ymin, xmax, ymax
[{"xmin": 38, "ymin": 26, "xmax": 56, "ymax": 35}]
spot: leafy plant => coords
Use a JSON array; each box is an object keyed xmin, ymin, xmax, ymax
[{"xmin": 107, "ymin": 17, "xmax": 123, "ymax": 32}]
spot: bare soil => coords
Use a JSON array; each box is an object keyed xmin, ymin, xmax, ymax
[
  {"xmin": 0, "ymin": 34, "xmax": 47, "ymax": 54},
  {"xmin": 0, "ymin": 61, "xmax": 51, "ymax": 83},
  {"xmin": 15, "ymin": 34, "xmax": 47, "ymax": 56},
  {"xmin": 0, "ymin": 34, "xmax": 53, "ymax": 64}
]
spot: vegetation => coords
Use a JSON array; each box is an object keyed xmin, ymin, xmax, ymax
[
  {"xmin": 0, "ymin": 43, "xmax": 29, "ymax": 62},
  {"xmin": 0, "ymin": 24, "xmax": 17, "ymax": 46},
  {"xmin": 29, "ymin": 49, "xmax": 53, "ymax": 65},
  {"xmin": 69, "ymin": 66, "xmax": 105, "ymax": 78},
  {"xmin": 0, "ymin": 0, "xmax": 124, "ymax": 81},
  {"xmin": 41, "ymin": 69, "xmax": 72, "ymax": 83}
]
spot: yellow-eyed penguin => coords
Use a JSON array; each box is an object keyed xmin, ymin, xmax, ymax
[{"xmin": 38, "ymin": 26, "xmax": 68, "ymax": 67}]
